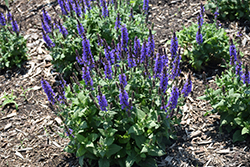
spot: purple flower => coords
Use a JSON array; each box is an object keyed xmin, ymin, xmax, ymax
[
  {"xmin": 0, "ymin": 12, "xmax": 6, "ymax": 26},
  {"xmin": 129, "ymin": 8, "xmax": 134, "ymax": 19},
  {"xmin": 77, "ymin": 19, "xmax": 85, "ymax": 37},
  {"xmin": 242, "ymin": 64, "xmax": 249, "ymax": 85},
  {"xmin": 97, "ymin": 86, "xmax": 108, "ymax": 111},
  {"xmin": 74, "ymin": 1, "xmax": 82, "ymax": 17},
  {"xmin": 119, "ymin": 73, "xmax": 127, "ymax": 87},
  {"xmin": 82, "ymin": 66, "xmax": 93, "ymax": 87},
  {"xmin": 214, "ymin": 7, "xmax": 219, "ymax": 19},
  {"xmin": 134, "ymin": 36, "xmax": 141, "ymax": 60},
  {"xmin": 170, "ymin": 32, "xmax": 178, "ymax": 59},
  {"xmin": 121, "ymin": 24, "xmax": 129, "ymax": 52},
  {"xmin": 229, "ymin": 38, "xmax": 237, "ymax": 65},
  {"xmin": 104, "ymin": 46, "xmax": 114, "ymax": 64},
  {"xmin": 41, "ymin": 78, "xmax": 56, "ymax": 104},
  {"xmin": 100, "ymin": 0, "xmax": 109, "ymax": 17},
  {"xmin": 119, "ymin": 85, "xmax": 130, "ymax": 110},
  {"xmin": 196, "ymin": 28, "xmax": 203, "ymax": 45},
  {"xmin": 84, "ymin": 0, "xmax": 91, "ymax": 10},
  {"xmin": 147, "ymin": 29, "xmax": 155, "ymax": 57},
  {"xmin": 140, "ymin": 41, "xmax": 147, "ymax": 63},
  {"xmin": 154, "ymin": 53, "xmax": 163, "ymax": 78},
  {"xmin": 128, "ymin": 46, "xmax": 136, "ymax": 68},
  {"xmin": 41, "ymin": 18, "xmax": 52, "ymax": 34},
  {"xmin": 43, "ymin": 9, "xmax": 51, "ymax": 25},
  {"xmin": 115, "ymin": 13, "xmax": 121, "ymax": 30},
  {"xmin": 82, "ymin": 34, "xmax": 94, "ymax": 68},
  {"xmin": 181, "ymin": 73, "xmax": 192, "ymax": 97},
  {"xmin": 58, "ymin": 21, "xmax": 68, "ymax": 38},
  {"xmin": 171, "ymin": 52, "xmax": 181, "ymax": 80},
  {"xmin": 6, "ymin": 12, "xmax": 12, "ymax": 22},
  {"xmin": 42, "ymin": 31, "xmax": 55, "ymax": 48},
  {"xmin": 160, "ymin": 66, "xmax": 168, "ymax": 93},
  {"xmin": 11, "ymin": 18, "xmax": 19, "ymax": 33},
  {"xmin": 58, "ymin": 0, "xmax": 68, "ymax": 15},
  {"xmin": 143, "ymin": 0, "xmax": 149, "ymax": 13},
  {"xmin": 166, "ymin": 86, "xmax": 179, "ymax": 111},
  {"xmin": 104, "ymin": 59, "xmax": 113, "ymax": 79},
  {"xmin": 66, "ymin": 128, "xmax": 74, "ymax": 137}
]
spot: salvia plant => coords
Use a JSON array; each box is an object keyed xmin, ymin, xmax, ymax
[
  {"xmin": 41, "ymin": 31, "xmax": 192, "ymax": 166},
  {"xmin": 205, "ymin": 0, "xmax": 250, "ymax": 21},
  {"xmin": 171, "ymin": 3, "xmax": 232, "ymax": 71},
  {"xmin": 41, "ymin": 0, "xmax": 150, "ymax": 77},
  {"xmin": 199, "ymin": 41, "xmax": 250, "ymax": 143},
  {"xmin": 0, "ymin": 11, "xmax": 28, "ymax": 69}
]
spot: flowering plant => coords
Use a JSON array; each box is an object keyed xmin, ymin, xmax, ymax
[
  {"xmin": 170, "ymin": 3, "xmax": 231, "ymax": 71},
  {"xmin": 41, "ymin": 31, "xmax": 192, "ymax": 166},
  {"xmin": 0, "ymin": 11, "xmax": 28, "ymax": 69},
  {"xmin": 42, "ymin": 0, "xmax": 149, "ymax": 76},
  {"xmin": 205, "ymin": 0, "xmax": 250, "ymax": 21},
  {"xmin": 199, "ymin": 44, "xmax": 250, "ymax": 142}
]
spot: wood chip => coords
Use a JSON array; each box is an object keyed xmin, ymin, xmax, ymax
[
  {"xmin": 1, "ymin": 112, "xmax": 17, "ymax": 120},
  {"xmin": 15, "ymin": 151, "xmax": 24, "ymax": 159},
  {"xmin": 4, "ymin": 123, "xmax": 12, "ymax": 131},
  {"xmin": 189, "ymin": 130, "xmax": 202, "ymax": 139},
  {"xmin": 216, "ymin": 149, "xmax": 232, "ymax": 154},
  {"xmin": 17, "ymin": 147, "xmax": 33, "ymax": 152},
  {"xmin": 52, "ymin": 141, "xmax": 61, "ymax": 148}
]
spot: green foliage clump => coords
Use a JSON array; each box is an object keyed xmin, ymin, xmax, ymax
[
  {"xmin": 205, "ymin": 0, "xmax": 250, "ymax": 21},
  {"xmin": 176, "ymin": 22, "xmax": 230, "ymax": 71},
  {"xmin": 0, "ymin": 22, "xmax": 28, "ymax": 69},
  {"xmin": 199, "ymin": 65, "xmax": 250, "ymax": 143},
  {"xmin": 46, "ymin": 0, "xmax": 149, "ymax": 77}
]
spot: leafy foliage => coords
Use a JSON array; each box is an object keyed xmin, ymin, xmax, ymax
[
  {"xmin": 176, "ymin": 22, "xmax": 230, "ymax": 71},
  {"xmin": 199, "ymin": 66, "xmax": 250, "ymax": 142},
  {"xmin": 205, "ymin": 0, "xmax": 250, "ymax": 21},
  {"xmin": 0, "ymin": 25, "xmax": 28, "ymax": 69}
]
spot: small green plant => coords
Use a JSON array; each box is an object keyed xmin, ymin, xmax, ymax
[
  {"xmin": 0, "ymin": 91, "xmax": 18, "ymax": 110},
  {"xmin": 205, "ymin": 0, "xmax": 250, "ymax": 21},
  {"xmin": 199, "ymin": 61, "xmax": 250, "ymax": 142},
  {"xmin": 20, "ymin": 86, "xmax": 32, "ymax": 102},
  {"xmin": 19, "ymin": 138, "xmax": 28, "ymax": 149},
  {"xmin": 0, "ymin": 11, "xmax": 28, "ymax": 69}
]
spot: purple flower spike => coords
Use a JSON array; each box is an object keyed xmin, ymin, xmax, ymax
[
  {"xmin": 58, "ymin": 0, "xmax": 68, "ymax": 15},
  {"xmin": 82, "ymin": 66, "xmax": 93, "ymax": 87},
  {"xmin": 82, "ymin": 34, "xmax": 94, "ymax": 68},
  {"xmin": 119, "ymin": 84, "xmax": 130, "ymax": 110},
  {"xmin": 229, "ymin": 38, "xmax": 237, "ymax": 65},
  {"xmin": 77, "ymin": 19, "xmax": 85, "ymax": 37},
  {"xmin": 58, "ymin": 21, "xmax": 68, "ymax": 38},
  {"xmin": 41, "ymin": 78, "xmax": 56, "ymax": 104},
  {"xmin": 154, "ymin": 53, "xmax": 163, "ymax": 78},
  {"xmin": 214, "ymin": 7, "xmax": 219, "ymax": 19},
  {"xmin": 66, "ymin": 128, "xmax": 74, "ymax": 137},
  {"xmin": 134, "ymin": 36, "xmax": 141, "ymax": 60},
  {"xmin": 104, "ymin": 59, "xmax": 113, "ymax": 80},
  {"xmin": 147, "ymin": 29, "xmax": 155, "ymax": 57},
  {"xmin": 0, "ymin": 13, "xmax": 6, "ymax": 26},
  {"xmin": 166, "ymin": 86, "xmax": 179, "ymax": 111},
  {"xmin": 100, "ymin": 0, "xmax": 109, "ymax": 17},
  {"xmin": 171, "ymin": 50, "xmax": 181, "ymax": 80},
  {"xmin": 170, "ymin": 32, "xmax": 178, "ymax": 59},
  {"xmin": 143, "ymin": 0, "xmax": 149, "ymax": 13},
  {"xmin": 97, "ymin": 86, "xmax": 108, "ymax": 111},
  {"xmin": 11, "ymin": 18, "xmax": 19, "ymax": 33},
  {"xmin": 243, "ymin": 64, "xmax": 249, "ymax": 86},
  {"xmin": 42, "ymin": 31, "xmax": 55, "ymax": 48},
  {"xmin": 119, "ymin": 73, "xmax": 127, "ymax": 87},
  {"xmin": 43, "ymin": 9, "xmax": 51, "ymax": 25},
  {"xmin": 140, "ymin": 41, "xmax": 147, "ymax": 63},
  {"xmin": 115, "ymin": 13, "xmax": 121, "ymax": 30},
  {"xmin": 196, "ymin": 28, "xmax": 203, "ymax": 45},
  {"xmin": 160, "ymin": 66, "xmax": 168, "ymax": 93},
  {"xmin": 6, "ymin": 12, "xmax": 12, "ymax": 22},
  {"xmin": 121, "ymin": 24, "xmax": 129, "ymax": 52},
  {"xmin": 181, "ymin": 73, "xmax": 192, "ymax": 97}
]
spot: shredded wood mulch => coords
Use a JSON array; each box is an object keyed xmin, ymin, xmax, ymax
[{"xmin": 0, "ymin": 0, "xmax": 250, "ymax": 166}]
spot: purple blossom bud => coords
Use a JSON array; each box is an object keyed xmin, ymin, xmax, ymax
[
  {"xmin": 97, "ymin": 86, "xmax": 108, "ymax": 111},
  {"xmin": 154, "ymin": 53, "xmax": 163, "ymax": 78},
  {"xmin": 140, "ymin": 40, "xmax": 147, "ymax": 63},
  {"xmin": 58, "ymin": 21, "xmax": 68, "ymax": 38},
  {"xmin": 166, "ymin": 86, "xmax": 179, "ymax": 111},
  {"xmin": 143, "ymin": 0, "xmax": 149, "ymax": 13},
  {"xmin": 147, "ymin": 29, "xmax": 155, "ymax": 57},
  {"xmin": 196, "ymin": 28, "xmax": 203, "ymax": 45},
  {"xmin": 6, "ymin": 11, "xmax": 12, "ymax": 22},
  {"xmin": 160, "ymin": 66, "xmax": 168, "ymax": 93},
  {"xmin": 0, "ymin": 12, "xmax": 6, "ymax": 26},
  {"xmin": 128, "ymin": 46, "xmax": 136, "ymax": 68},
  {"xmin": 181, "ymin": 73, "xmax": 192, "ymax": 97},
  {"xmin": 41, "ymin": 78, "xmax": 56, "ymax": 104},
  {"xmin": 119, "ymin": 73, "xmax": 127, "ymax": 87},
  {"xmin": 119, "ymin": 84, "xmax": 130, "ymax": 111},
  {"xmin": 42, "ymin": 30, "xmax": 55, "ymax": 48},
  {"xmin": 171, "ymin": 50, "xmax": 181, "ymax": 80},
  {"xmin": 77, "ymin": 19, "xmax": 85, "ymax": 37},
  {"xmin": 243, "ymin": 64, "xmax": 249, "ymax": 86},
  {"xmin": 121, "ymin": 24, "xmax": 129, "ymax": 52},
  {"xmin": 170, "ymin": 32, "xmax": 178, "ymax": 59},
  {"xmin": 11, "ymin": 17, "xmax": 19, "ymax": 33},
  {"xmin": 103, "ymin": 58, "xmax": 113, "ymax": 79},
  {"xmin": 115, "ymin": 13, "xmax": 121, "ymax": 30},
  {"xmin": 82, "ymin": 66, "xmax": 93, "ymax": 88},
  {"xmin": 58, "ymin": 0, "xmax": 68, "ymax": 15},
  {"xmin": 229, "ymin": 38, "xmax": 237, "ymax": 65}
]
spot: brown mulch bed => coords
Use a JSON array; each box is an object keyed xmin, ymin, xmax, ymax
[{"xmin": 0, "ymin": 0, "xmax": 250, "ymax": 166}]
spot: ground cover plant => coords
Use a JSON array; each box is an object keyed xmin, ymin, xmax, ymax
[
  {"xmin": 205, "ymin": 0, "xmax": 250, "ymax": 21},
  {"xmin": 199, "ymin": 39, "xmax": 250, "ymax": 142},
  {"xmin": 41, "ymin": 0, "xmax": 150, "ymax": 77},
  {"xmin": 0, "ymin": 11, "xmax": 28, "ymax": 69},
  {"xmin": 41, "ymin": 22, "xmax": 193, "ymax": 166},
  {"xmin": 173, "ymin": 3, "xmax": 232, "ymax": 71}
]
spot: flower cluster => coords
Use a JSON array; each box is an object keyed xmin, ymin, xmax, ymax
[
  {"xmin": 181, "ymin": 73, "xmax": 192, "ymax": 97},
  {"xmin": 41, "ymin": 78, "xmax": 56, "ymax": 104},
  {"xmin": 170, "ymin": 32, "xmax": 178, "ymax": 59}
]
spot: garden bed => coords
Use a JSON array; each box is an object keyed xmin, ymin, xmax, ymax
[{"xmin": 0, "ymin": 0, "xmax": 250, "ymax": 166}]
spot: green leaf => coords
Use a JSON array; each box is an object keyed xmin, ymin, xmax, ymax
[
  {"xmin": 148, "ymin": 146, "xmax": 166, "ymax": 156},
  {"xmin": 233, "ymin": 130, "xmax": 245, "ymax": 143},
  {"xmin": 106, "ymin": 144, "xmax": 122, "ymax": 158},
  {"xmin": 128, "ymin": 124, "xmax": 143, "ymax": 135},
  {"xmin": 78, "ymin": 155, "xmax": 84, "ymax": 167},
  {"xmin": 126, "ymin": 155, "xmax": 136, "ymax": 167},
  {"xmin": 242, "ymin": 127, "xmax": 249, "ymax": 135},
  {"xmin": 76, "ymin": 145, "xmax": 87, "ymax": 157},
  {"xmin": 98, "ymin": 158, "xmax": 110, "ymax": 167},
  {"xmin": 135, "ymin": 108, "xmax": 146, "ymax": 120}
]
